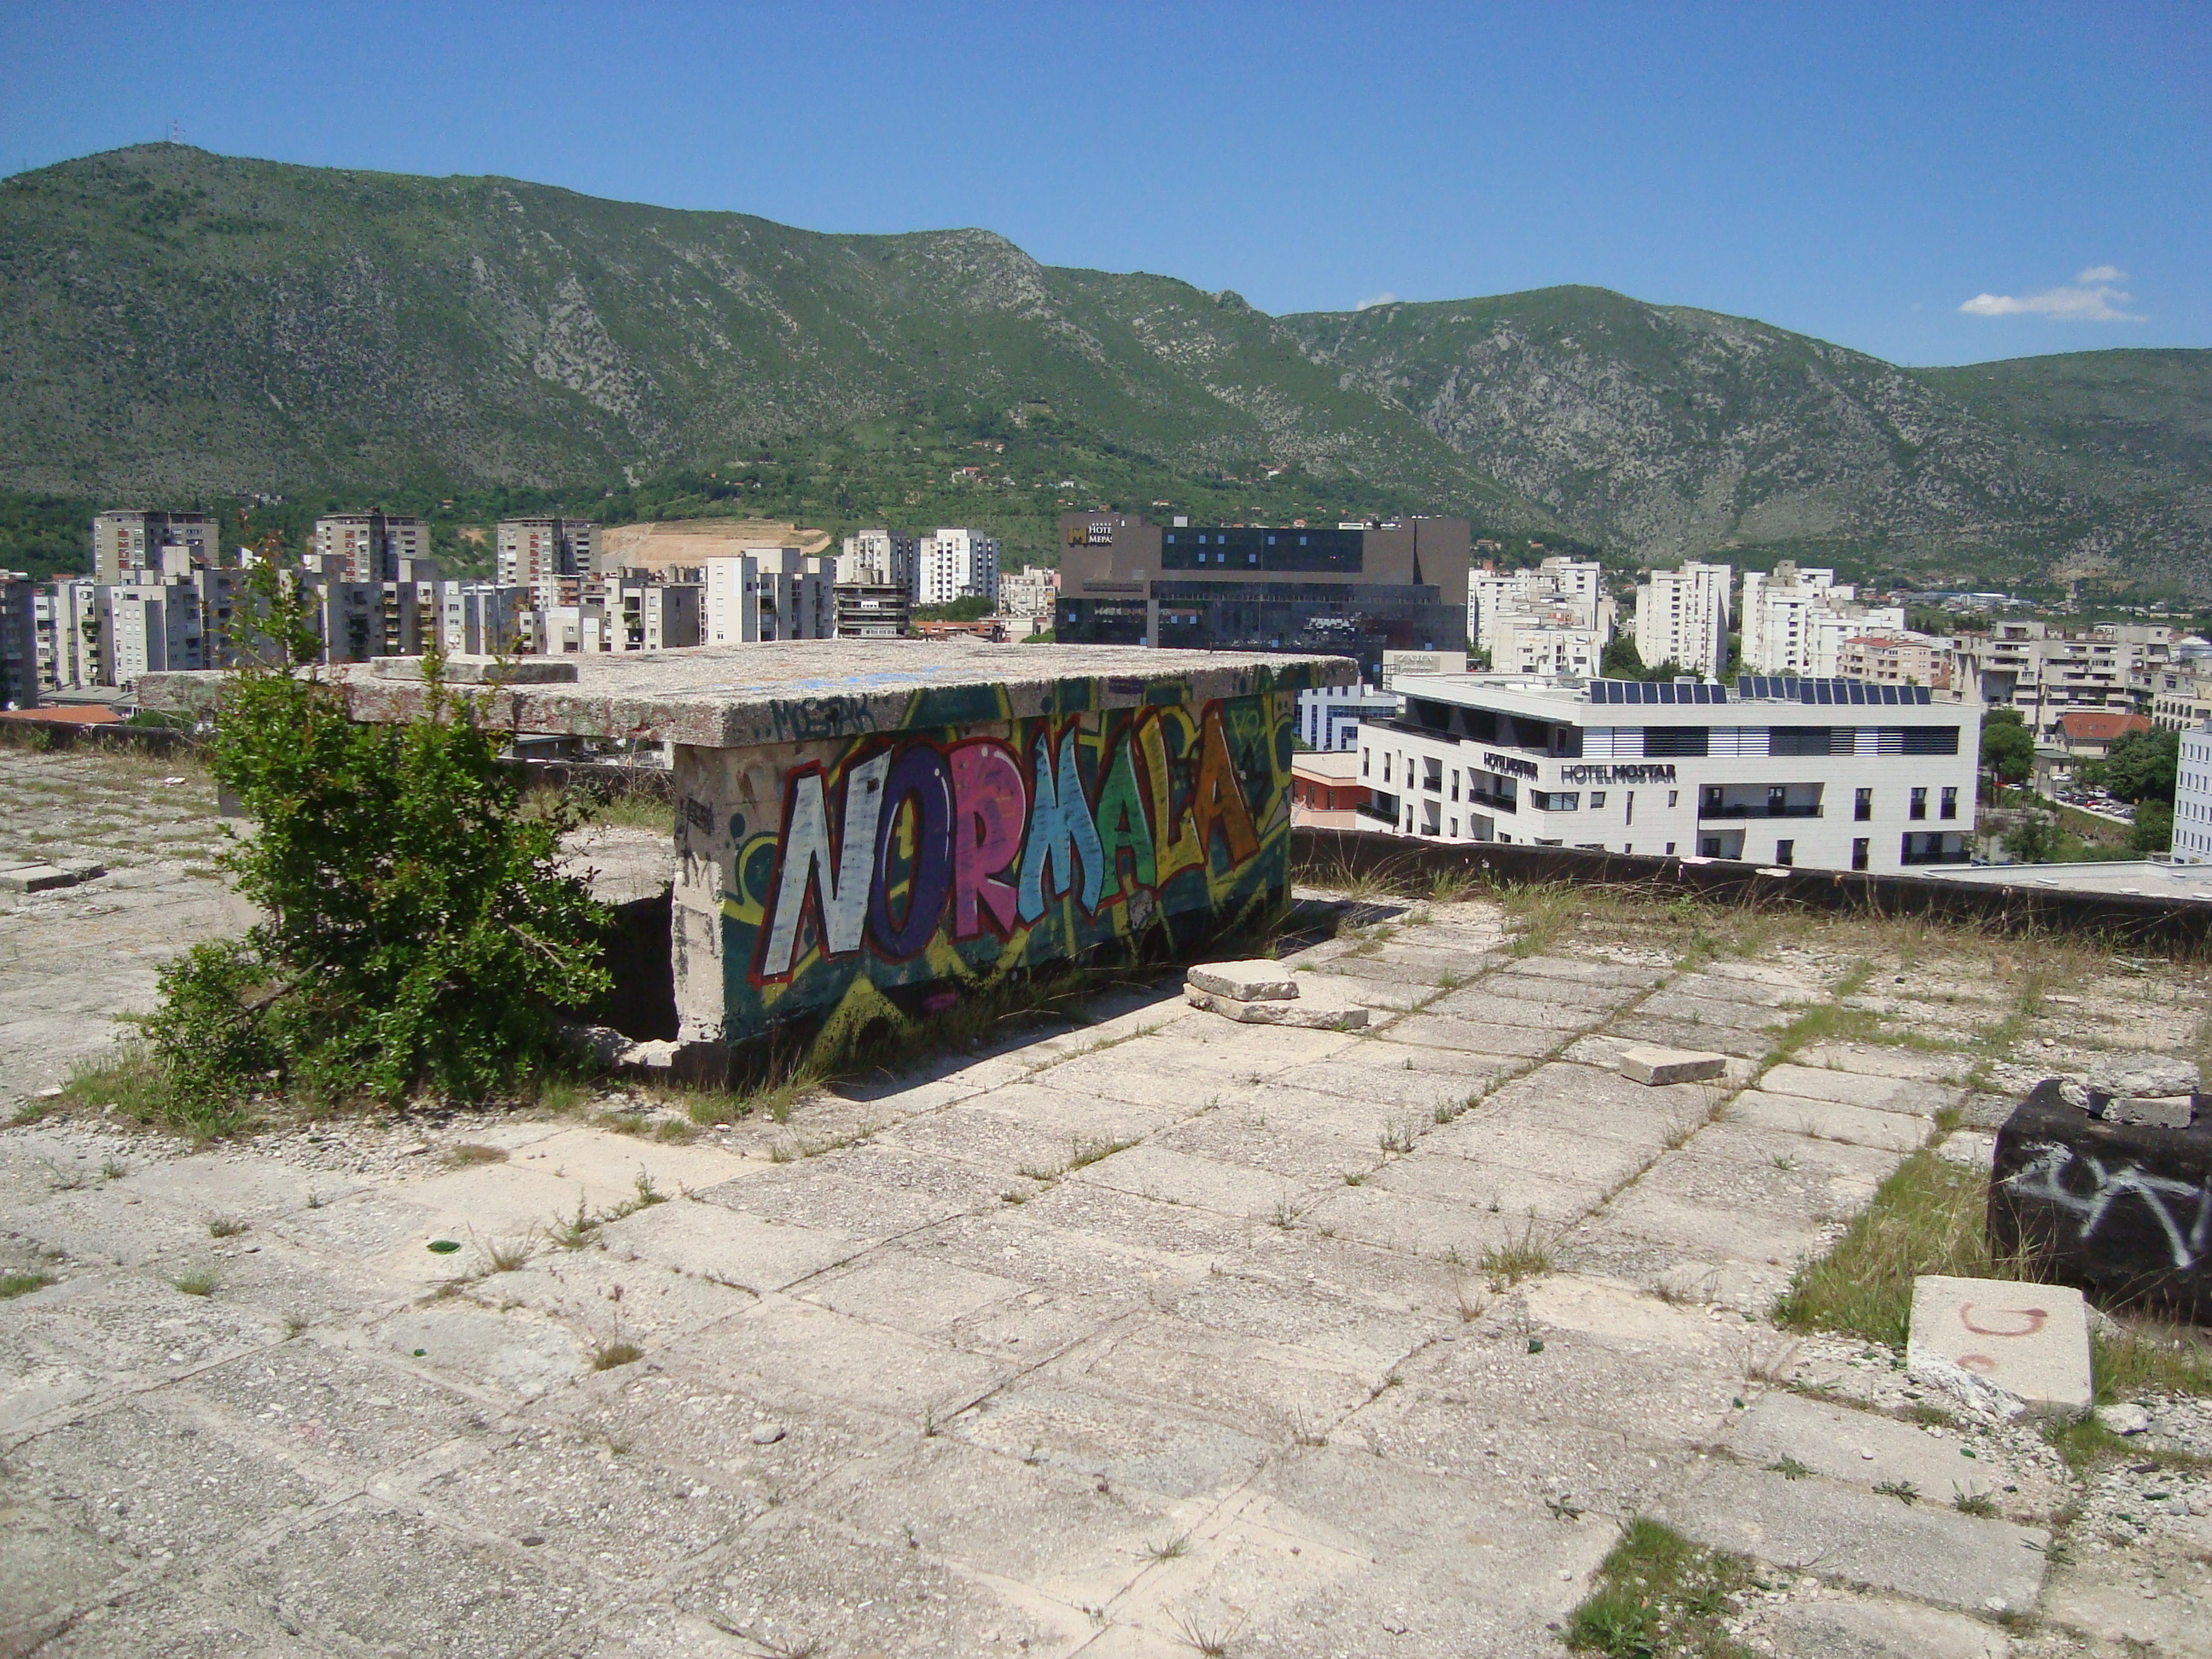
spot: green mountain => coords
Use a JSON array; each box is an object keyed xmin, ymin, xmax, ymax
[{"xmin": 3, "ymin": 143, "xmax": 2208, "ymax": 592}]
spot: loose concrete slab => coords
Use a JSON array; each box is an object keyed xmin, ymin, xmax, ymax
[
  {"xmin": 1620, "ymin": 1044, "xmax": 1730, "ymax": 1086},
  {"xmin": 1185, "ymin": 980, "xmax": 1370, "ymax": 1030},
  {"xmin": 1907, "ymin": 1273, "xmax": 2093, "ymax": 1421},
  {"xmin": 1731, "ymin": 1089, "xmax": 1933, "ymax": 1152},
  {"xmin": 1767, "ymin": 1596, "xmax": 2016, "ymax": 1659},
  {"xmin": 1185, "ymin": 959, "xmax": 1301, "ymax": 1002},
  {"xmin": 1664, "ymin": 1458, "xmax": 2049, "ymax": 1614}
]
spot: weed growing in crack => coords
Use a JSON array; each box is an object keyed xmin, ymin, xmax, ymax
[
  {"xmin": 1767, "ymin": 1454, "xmax": 1813, "ymax": 1481},
  {"xmin": 590, "ymin": 1338, "xmax": 643, "ymax": 1371},
  {"xmin": 1378, "ymin": 1114, "xmax": 1417, "ymax": 1155},
  {"xmin": 207, "ymin": 1216, "xmax": 247, "ymax": 1238},
  {"xmin": 174, "ymin": 1266, "xmax": 218, "ymax": 1296},
  {"xmin": 1068, "ymin": 1134, "xmax": 1137, "ymax": 1170},
  {"xmin": 1478, "ymin": 1216, "xmax": 1552, "ymax": 1288},
  {"xmin": 1144, "ymin": 1531, "xmax": 1192, "ymax": 1563}
]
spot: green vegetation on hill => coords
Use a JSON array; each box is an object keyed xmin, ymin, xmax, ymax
[{"xmin": 3, "ymin": 143, "xmax": 2208, "ymax": 593}]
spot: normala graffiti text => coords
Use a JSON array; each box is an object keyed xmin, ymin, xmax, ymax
[{"xmin": 753, "ymin": 701, "xmax": 1271, "ymax": 984}]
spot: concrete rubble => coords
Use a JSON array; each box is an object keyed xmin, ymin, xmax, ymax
[
  {"xmin": 1906, "ymin": 1274, "xmax": 2095, "ymax": 1423},
  {"xmin": 5, "ymin": 747, "xmax": 2212, "ymax": 1657}
]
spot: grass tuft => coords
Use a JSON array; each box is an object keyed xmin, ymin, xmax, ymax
[
  {"xmin": 207, "ymin": 1216, "xmax": 247, "ymax": 1238},
  {"xmin": 443, "ymin": 1143, "xmax": 508, "ymax": 1167},
  {"xmin": 1478, "ymin": 1216, "xmax": 1553, "ymax": 1288},
  {"xmin": 590, "ymin": 1338, "xmax": 643, "ymax": 1371},
  {"xmin": 1, "ymin": 1271, "xmax": 56, "ymax": 1300},
  {"xmin": 173, "ymin": 1266, "xmax": 218, "ymax": 1296},
  {"xmin": 1564, "ymin": 1516, "xmax": 1752, "ymax": 1659}
]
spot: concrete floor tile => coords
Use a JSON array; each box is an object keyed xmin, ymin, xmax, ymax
[
  {"xmin": 1458, "ymin": 972, "xmax": 1645, "ymax": 1012},
  {"xmin": 1073, "ymin": 1141, "xmax": 1312, "ymax": 1222},
  {"xmin": 1014, "ymin": 1179, "xmax": 1263, "ymax": 1272},
  {"xmin": 219, "ymin": 1498, "xmax": 591, "ymax": 1659},
  {"xmin": 178, "ymin": 1332, "xmax": 504, "ymax": 1481},
  {"xmin": 1791, "ymin": 1040, "xmax": 1976, "ymax": 1082},
  {"xmin": 1682, "ymin": 1120, "xmax": 1901, "ymax": 1184},
  {"xmin": 469, "ymin": 1246, "xmax": 755, "ymax": 1342},
  {"xmin": 598, "ymin": 1196, "xmax": 862, "ymax": 1294},
  {"xmin": 1511, "ymin": 953, "xmax": 1673, "ymax": 988},
  {"xmin": 1414, "ymin": 988, "xmax": 1573, "ymax": 1029},
  {"xmin": 1374, "ymin": 1013, "xmax": 1561, "ymax": 1057},
  {"xmin": 673, "ymin": 1505, "xmax": 1060, "ymax": 1658},
  {"xmin": 1765, "ymin": 1595, "xmax": 2016, "ymax": 1659},
  {"xmin": 1758, "ymin": 1062, "xmax": 1957, "ymax": 1116},
  {"xmin": 951, "ymin": 1377, "xmax": 1278, "ymax": 1501},
  {"xmin": 1426, "ymin": 1118, "xmax": 1662, "ymax": 1193},
  {"xmin": 800, "ymin": 1431, "xmax": 1177, "ymax": 1605},
  {"xmin": 1153, "ymin": 1108, "xmax": 1384, "ymax": 1187},
  {"xmin": 413, "ymin": 1413, "xmax": 763, "ymax": 1586},
  {"xmin": 693, "ymin": 1143, "xmax": 1002, "ymax": 1242},
  {"xmin": 374, "ymin": 1300, "xmax": 589, "ymax": 1401},
  {"xmin": 1159, "ymin": 1268, "xmax": 1441, "ymax": 1379},
  {"xmin": 1272, "ymin": 1045, "xmax": 1516, "ymax": 1112},
  {"xmin": 801, "ymin": 1253, "xmax": 1027, "ymax": 1336},
  {"xmin": 1293, "ymin": 967, "xmax": 1441, "ymax": 1011},
  {"xmin": 0, "ymin": 1502, "xmax": 131, "ymax": 1656},
  {"xmin": 1637, "ymin": 989, "xmax": 1796, "ymax": 1030},
  {"xmin": 5, "ymin": 1394, "xmax": 325, "ymax": 1567},
  {"xmin": 875, "ymin": 1091, "xmax": 1121, "ymax": 1175},
  {"xmin": 662, "ymin": 1297, "xmax": 1009, "ymax": 1421},
  {"xmin": 1720, "ymin": 1391, "xmax": 2010, "ymax": 1505},
  {"xmin": 1301, "ymin": 1185, "xmax": 1522, "ymax": 1261},
  {"xmin": 1606, "ymin": 1015, "xmax": 1774, "ymax": 1058},
  {"xmin": 1662, "ymin": 1457, "xmax": 2048, "ymax": 1614},
  {"xmin": 1731, "ymin": 1089, "xmax": 1934, "ymax": 1153},
  {"xmin": 1366, "ymin": 1151, "xmax": 1606, "ymax": 1224},
  {"xmin": 1050, "ymin": 1313, "xmax": 1375, "ymax": 1438},
  {"xmin": 18, "ymin": 1580, "xmax": 330, "ymax": 1659}
]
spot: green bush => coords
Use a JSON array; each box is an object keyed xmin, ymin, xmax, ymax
[{"xmin": 145, "ymin": 562, "xmax": 610, "ymax": 1126}]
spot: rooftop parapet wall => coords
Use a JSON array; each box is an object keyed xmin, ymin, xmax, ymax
[{"xmin": 140, "ymin": 639, "xmax": 1355, "ymax": 748}]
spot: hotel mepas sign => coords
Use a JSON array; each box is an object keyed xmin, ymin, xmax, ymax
[
  {"xmin": 1067, "ymin": 521, "xmax": 1117, "ymax": 546},
  {"xmin": 1557, "ymin": 763, "xmax": 1678, "ymax": 784}
]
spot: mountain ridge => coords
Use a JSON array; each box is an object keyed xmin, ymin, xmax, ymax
[{"xmin": 3, "ymin": 143, "xmax": 2208, "ymax": 590}]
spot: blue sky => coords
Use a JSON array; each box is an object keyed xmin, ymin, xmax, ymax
[{"xmin": 3, "ymin": 1, "xmax": 2204, "ymax": 365}]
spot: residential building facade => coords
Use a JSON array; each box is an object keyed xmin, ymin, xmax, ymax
[
  {"xmin": 1469, "ymin": 556, "xmax": 1608, "ymax": 654},
  {"xmin": 701, "ymin": 549, "xmax": 835, "ymax": 645},
  {"xmin": 835, "ymin": 529, "xmax": 919, "ymax": 591},
  {"xmin": 497, "ymin": 518, "xmax": 597, "ymax": 588},
  {"xmin": 1632, "ymin": 561, "xmax": 1732, "ymax": 678},
  {"xmin": 834, "ymin": 585, "xmax": 911, "ymax": 638},
  {"xmin": 1296, "ymin": 681, "xmax": 1400, "ymax": 753},
  {"xmin": 313, "ymin": 512, "xmax": 432, "ymax": 583},
  {"xmin": 0, "ymin": 574, "xmax": 38, "ymax": 707},
  {"xmin": 1740, "ymin": 565, "xmax": 1905, "ymax": 676},
  {"xmin": 913, "ymin": 528, "xmax": 1000, "ymax": 607},
  {"xmin": 93, "ymin": 510, "xmax": 221, "ymax": 584},
  {"xmin": 2174, "ymin": 722, "xmax": 2212, "ymax": 864},
  {"xmin": 1356, "ymin": 672, "xmax": 1980, "ymax": 874},
  {"xmin": 997, "ymin": 564, "xmax": 1061, "ymax": 637},
  {"xmin": 1056, "ymin": 511, "xmax": 1470, "ymax": 684}
]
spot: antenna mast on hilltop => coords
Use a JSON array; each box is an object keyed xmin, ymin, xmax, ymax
[{"xmin": 166, "ymin": 118, "xmax": 185, "ymax": 144}]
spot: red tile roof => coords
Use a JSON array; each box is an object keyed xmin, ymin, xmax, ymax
[
  {"xmin": 2057, "ymin": 709, "xmax": 2151, "ymax": 742},
  {"xmin": 0, "ymin": 704, "xmax": 124, "ymax": 725}
]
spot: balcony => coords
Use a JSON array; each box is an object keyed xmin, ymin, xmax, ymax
[{"xmin": 1697, "ymin": 803, "xmax": 1823, "ymax": 819}]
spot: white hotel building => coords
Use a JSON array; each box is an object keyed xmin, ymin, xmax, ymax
[{"xmin": 1357, "ymin": 673, "xmax": 1981, "ymax": 875}]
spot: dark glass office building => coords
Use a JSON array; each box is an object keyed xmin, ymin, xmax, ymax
[{"xmin": 1055, "ymin": 513, "xmax": 1470, "ymax": 682}]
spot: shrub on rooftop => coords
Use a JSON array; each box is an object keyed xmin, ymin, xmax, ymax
[{"xmin": 144, "ymin": 556, "xmax": 610, "ymax": 1127}]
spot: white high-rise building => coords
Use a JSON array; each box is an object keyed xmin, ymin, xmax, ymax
[
  {"xmin": 1633, "ymin": 561, "xmax": 1732, "ymax": 678},
  {"xmin": 701, "ymin": 549, "xmax": 835, "ymax": 644},
  {"xmin": 1490, "ymin": 614, "xmax": 1609, "ymax": 679},
  {"xmin": 1469, "ymin": 556, "xmax": 1608, "ymax": 653},
  {"xmin": 92, "ymin": 511, "xmax": 221, "ymax": 584},
  {"xmin": 913, "ymin": 528, "xmax": 1000, "ymax": 607},
  {"xmin": 835, "ymin": 529, "xmax": 919, "ymax": 591},
  {"xmin": 1742, "ymin": 564, "xmax": 1902, "ymax": 676},
  {"xmin": 2174, "ymin": 721, "xmax": 2212, "ymax": 864}
]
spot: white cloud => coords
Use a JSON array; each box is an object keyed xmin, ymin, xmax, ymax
[
  {"xmin": 1354, "ymin": 291, "xmax": 1398, "ymax": 311},
  {"xmin": 1959, "ymin": 271, "xmax": 2144, "ymax": 323}
]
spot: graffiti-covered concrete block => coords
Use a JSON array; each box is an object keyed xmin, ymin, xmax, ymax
[
  {"xmin": 1989, "ymin": 1078, "xmax": 2212, "ymax": 1320},
  {"xmin": 289, "ymin": 640, "xmax": 1356, "ymax": 1072}
]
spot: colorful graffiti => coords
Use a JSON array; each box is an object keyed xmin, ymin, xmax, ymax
[{"xmin": 716, "ymin": 690, "xmax": 1294, "ymax": 1036}]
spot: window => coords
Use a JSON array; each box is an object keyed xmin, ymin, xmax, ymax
[
  {"xmin": 1667, "ymin": 790, "xmax": 1679, "ymax": 808},
  {"xmin": 1699, "ymin": 836, "xmax": 1723, "ymax": 857},
  {"xmin": 1382, "ymin": 754, "xmax": 1392, "ymax": 783},
  {"xmin": 1901, "ymin": 726, "xmax": 1961, "ymax": 755},
  {"xmin": 1853, "ymin": 837, "xmax": 1871, "ymax": 871},
  {"xmin": 1767, "ymin": 784, "xmax": 1787, "ymax": 816},
  {"xmin": 1644, "ymin": 726, "xmax": 1709, "ymax": 758},
  {"xmin": 1940, "ymin": 786, "xmax": 1959, "ymax": 821},
  {"xmin": 1624, "ymin": 791, "xmax": 1635, "ymax": 824},
  {"xmin": 1666, "ymin": 842, "xmax": 1676, "ymax": 855},
  {"xmin": 1775, "ymin": 840, "xmax": 1795, "ymax": 865},
  {"xmin": 1854, "ymin": 787, "xmax": 1872, "ymax": 822},
  {"xmin": 1771, "ymin": 727, "xmax": 1833, "ymax": 756},
  {"xmin": 1530, "ymin": 791, "xmax": 1581, "ymax": 812},
  {"xmin": 1589, "ymin": 791, "xmax": 1607, "ymax": 808},
  {"xmin": 1909, "ymin": 787, "xmax": 1927, "ymax": 821},
  {"xmin": 1362, "ymin": 749, "xmax": 1371, "ymax": 777}
]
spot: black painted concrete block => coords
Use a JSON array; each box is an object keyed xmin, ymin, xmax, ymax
[{"xmin": 1989, "ymin": 1079, "xmax": 2212, "ymax": 1319}]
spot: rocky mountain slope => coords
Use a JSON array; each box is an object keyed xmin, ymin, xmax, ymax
[{"xmin": 3, "ymin": 143, "xmax": 2207, "ymax": 589}]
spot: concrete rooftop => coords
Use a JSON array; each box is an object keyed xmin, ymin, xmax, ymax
[
  {"xmin": 4, "ymin": 746, "xmax": 2210, "ymax": 1658},
  {"xmin": 141, "ymin": 641, "xmax": 1358, "ymax": 748}
]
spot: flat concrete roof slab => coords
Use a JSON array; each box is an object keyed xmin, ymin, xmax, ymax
[{"xmin": 141, "ymin": 639, "xmax": 1356, "ymax": 747}]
